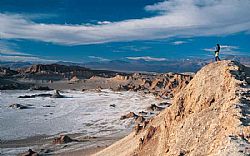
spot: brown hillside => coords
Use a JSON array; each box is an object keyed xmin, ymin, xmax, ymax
[{"xmin": 94, "ymin": 61, "xmax": 250, "ymax": 156}]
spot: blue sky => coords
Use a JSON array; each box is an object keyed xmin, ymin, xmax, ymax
[{"xmin": 0, "ymin": 0, "xmax": 250, "ymax": 63}]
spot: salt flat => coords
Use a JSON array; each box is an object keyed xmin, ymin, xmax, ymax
[{"xmin": 0, "ymin": 89, "xmax": 159, "ymax": 141}]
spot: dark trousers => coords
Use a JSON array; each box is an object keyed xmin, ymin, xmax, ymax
[{"xmin": 215, "ymin": 56, "xmax": 221, "ymax": 61}]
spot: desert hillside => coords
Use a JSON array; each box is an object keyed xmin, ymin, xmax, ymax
[{"xmin": 94, "ymin": 60, "xmax": 250, "ymax": 156}]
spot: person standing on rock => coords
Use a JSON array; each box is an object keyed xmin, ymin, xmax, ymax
[{"xmin": 215, "ymin": 44, "xmax": 221, "ymax": 62}]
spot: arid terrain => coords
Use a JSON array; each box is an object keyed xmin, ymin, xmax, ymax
[
  {"xmin": 1, "ymin": 0, "xmax": 250, "ymax": 155},
  {"xmin": 0, "ymin": 63, "xmax": 192, "ymax": 155},
  {"xmin": 1, "ymin": 61, "xmax": 250, "ymax": 156},
  {"xmin": 95, "ymin": 60, "xmax": 250, "ymax": 156}
]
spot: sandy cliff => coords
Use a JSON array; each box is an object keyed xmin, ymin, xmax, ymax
[{"xmin": 94, "ymin": 60, "xmax": 250, "ymax": 156}]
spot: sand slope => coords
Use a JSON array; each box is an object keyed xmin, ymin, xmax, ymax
[{"xmin": 94, "ymin": 60, "xmax": 250, "ymax": 156}]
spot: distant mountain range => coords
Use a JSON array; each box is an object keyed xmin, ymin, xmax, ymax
[{"xmin": 1, "ymin": 55, "xmax": 250, "ymax": 73}]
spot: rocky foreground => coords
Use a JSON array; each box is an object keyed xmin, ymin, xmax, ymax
[{"xmin": 94, "ymin": 60, "xmax": 250, "ymax": 156}]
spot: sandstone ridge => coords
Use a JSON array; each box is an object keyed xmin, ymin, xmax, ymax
[{"xmin": 95, "ymin": 60, "xmax": 250, "ymax": 156}]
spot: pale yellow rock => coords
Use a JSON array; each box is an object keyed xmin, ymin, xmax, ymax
[{"xmin": 94, "ymin": 61, "xmax": 250, "ymax": 156}]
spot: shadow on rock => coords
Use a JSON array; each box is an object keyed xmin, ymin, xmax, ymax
[
  {"xmin": 9, "ymin": 104, "xmax": 34, "ymax": 109},
  {"xmin": 18, "ymin": 90, "xmax": 65, "ymax": 98},
  {"xmin": 146, "ymin": 104, "xmax": 164, "ymax": 111},
  {"xmin": 53, "ymin": 135, "xmax": 78, "ymax": 144}
]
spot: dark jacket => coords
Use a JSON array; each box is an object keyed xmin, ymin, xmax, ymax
[{"xmin": 215, "ymin": 44, "xmax": 220, "ymax": 52}]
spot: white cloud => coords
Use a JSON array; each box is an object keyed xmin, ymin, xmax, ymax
[
  {"xmin": 203, "ymin": 45, "xmax": 241, "ymax": 55},
  {"xmin": 88, "ymin": 56, "xmax": 110, "ymax": 62},
  {"xmin": 0, "ymin": 41, "xmax": 32, "ymax": 56},
  {"xmin": 113, "ymin": 45, "xmax": 151, "ymax": 52},
  {"xmin": 0, "ymin": 0, "xmax": 250, "ymax": 45},
  {"xmin": 97, "ymin": 21, "xmax": 112, "ymax": 25},
  {"xmin": 145, "ymin": 0, "xmax": 220, "ymax": 13},
  {"xmin": 0, "ymin": 41, "xmax": 57, "ymax": 62},
  {"xmin": 126, "ymin": 56, "xmax": 167, "ymax": 62},
  {"xmin": 203, "ymin": 48, "xmax": 214, "ymax": 52},
  {"xmin": 171, "ymin": 40, "xmax": 187, "ymax": 45},
  {"xmin": 0, "ymin": 50, "xmax": 28, "ymax": 56},
  {"xmin": 0, "ymin": 55, "xmax": 57, "ymax": 63},
  {"xmin": 220, "ymin": 45, "xmax": 238, "ymax": 50},
  {"xmin": 204, "ymin": 45, "xmax": 238, "ymax": 52}
]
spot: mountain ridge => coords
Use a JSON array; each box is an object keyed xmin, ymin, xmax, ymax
[
  {"xmin": 94, "ymin": 60, "xmax": 250, "ymax": 156},
  {"xmin": 2, "ymin": 55, "xmax": 250, "ymax": 73}
]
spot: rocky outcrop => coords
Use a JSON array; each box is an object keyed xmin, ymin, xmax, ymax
[
  {"xmin": 51, "ymin": 90, "xmax": 64, "ymax": 98},
  {"xmin": 146, "ymin": 104, "xmax": 164, "ymax": 111},
  {"xmin": 115, "ymin": 72, "xmax": 192, "ymax": 99},
  {"xmin": 9, "ymin": 104, "xmax": 32, "ymax": 109},
  {"xmin": 17, "ymin": 64, "xmax": 122, "ymax": 81},
  {"xmin": 0, "ymin": 63, "xmax": 191, "ymax": 94},
  {"xmin": 21, "ymin": 149, "xmax": 38, "ymax": 156},
  {"xmin": 113, "ymin": 75, "xmax": 131, "ymax": 81},
  {"xmin": 94, "ymin": 61, "xmax": 250, "ymax": 156},
  {"xmin": 18, "ymin": 64, "xmax": 90, "ymax": 74},
  {"xmin": 120, "ymin": 112, "xmax": 147, "ymax": 125},
  {"xmin": 18, "ymin": 90, "xmax": 64, "ymax": 98},
  {"xmin": 19, "ymin": 93, "xmax": 52, "ymax": 98},
  {"xmin": 120, "ymin": 112, "xmax": 138, "ymax": 120},
  {"xmin": 0, "ymin": 67, "xmax": 18, "ymax": 77},
  {"xmin": 53, "ymin": 135, "xmax": 76, "ymax": 144},
  {"xmin": 69, "ymin": 76, "xmax": 80, "ymax": 82}
]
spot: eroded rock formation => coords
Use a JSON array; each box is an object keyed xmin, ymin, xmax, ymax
[
  {"xmin": 94, "ymin": 61, "xmax": 250, "ymax": 156},
  {"xmin": 114, "ymin": 72, "xmax": 193, "ymax": 99}
]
